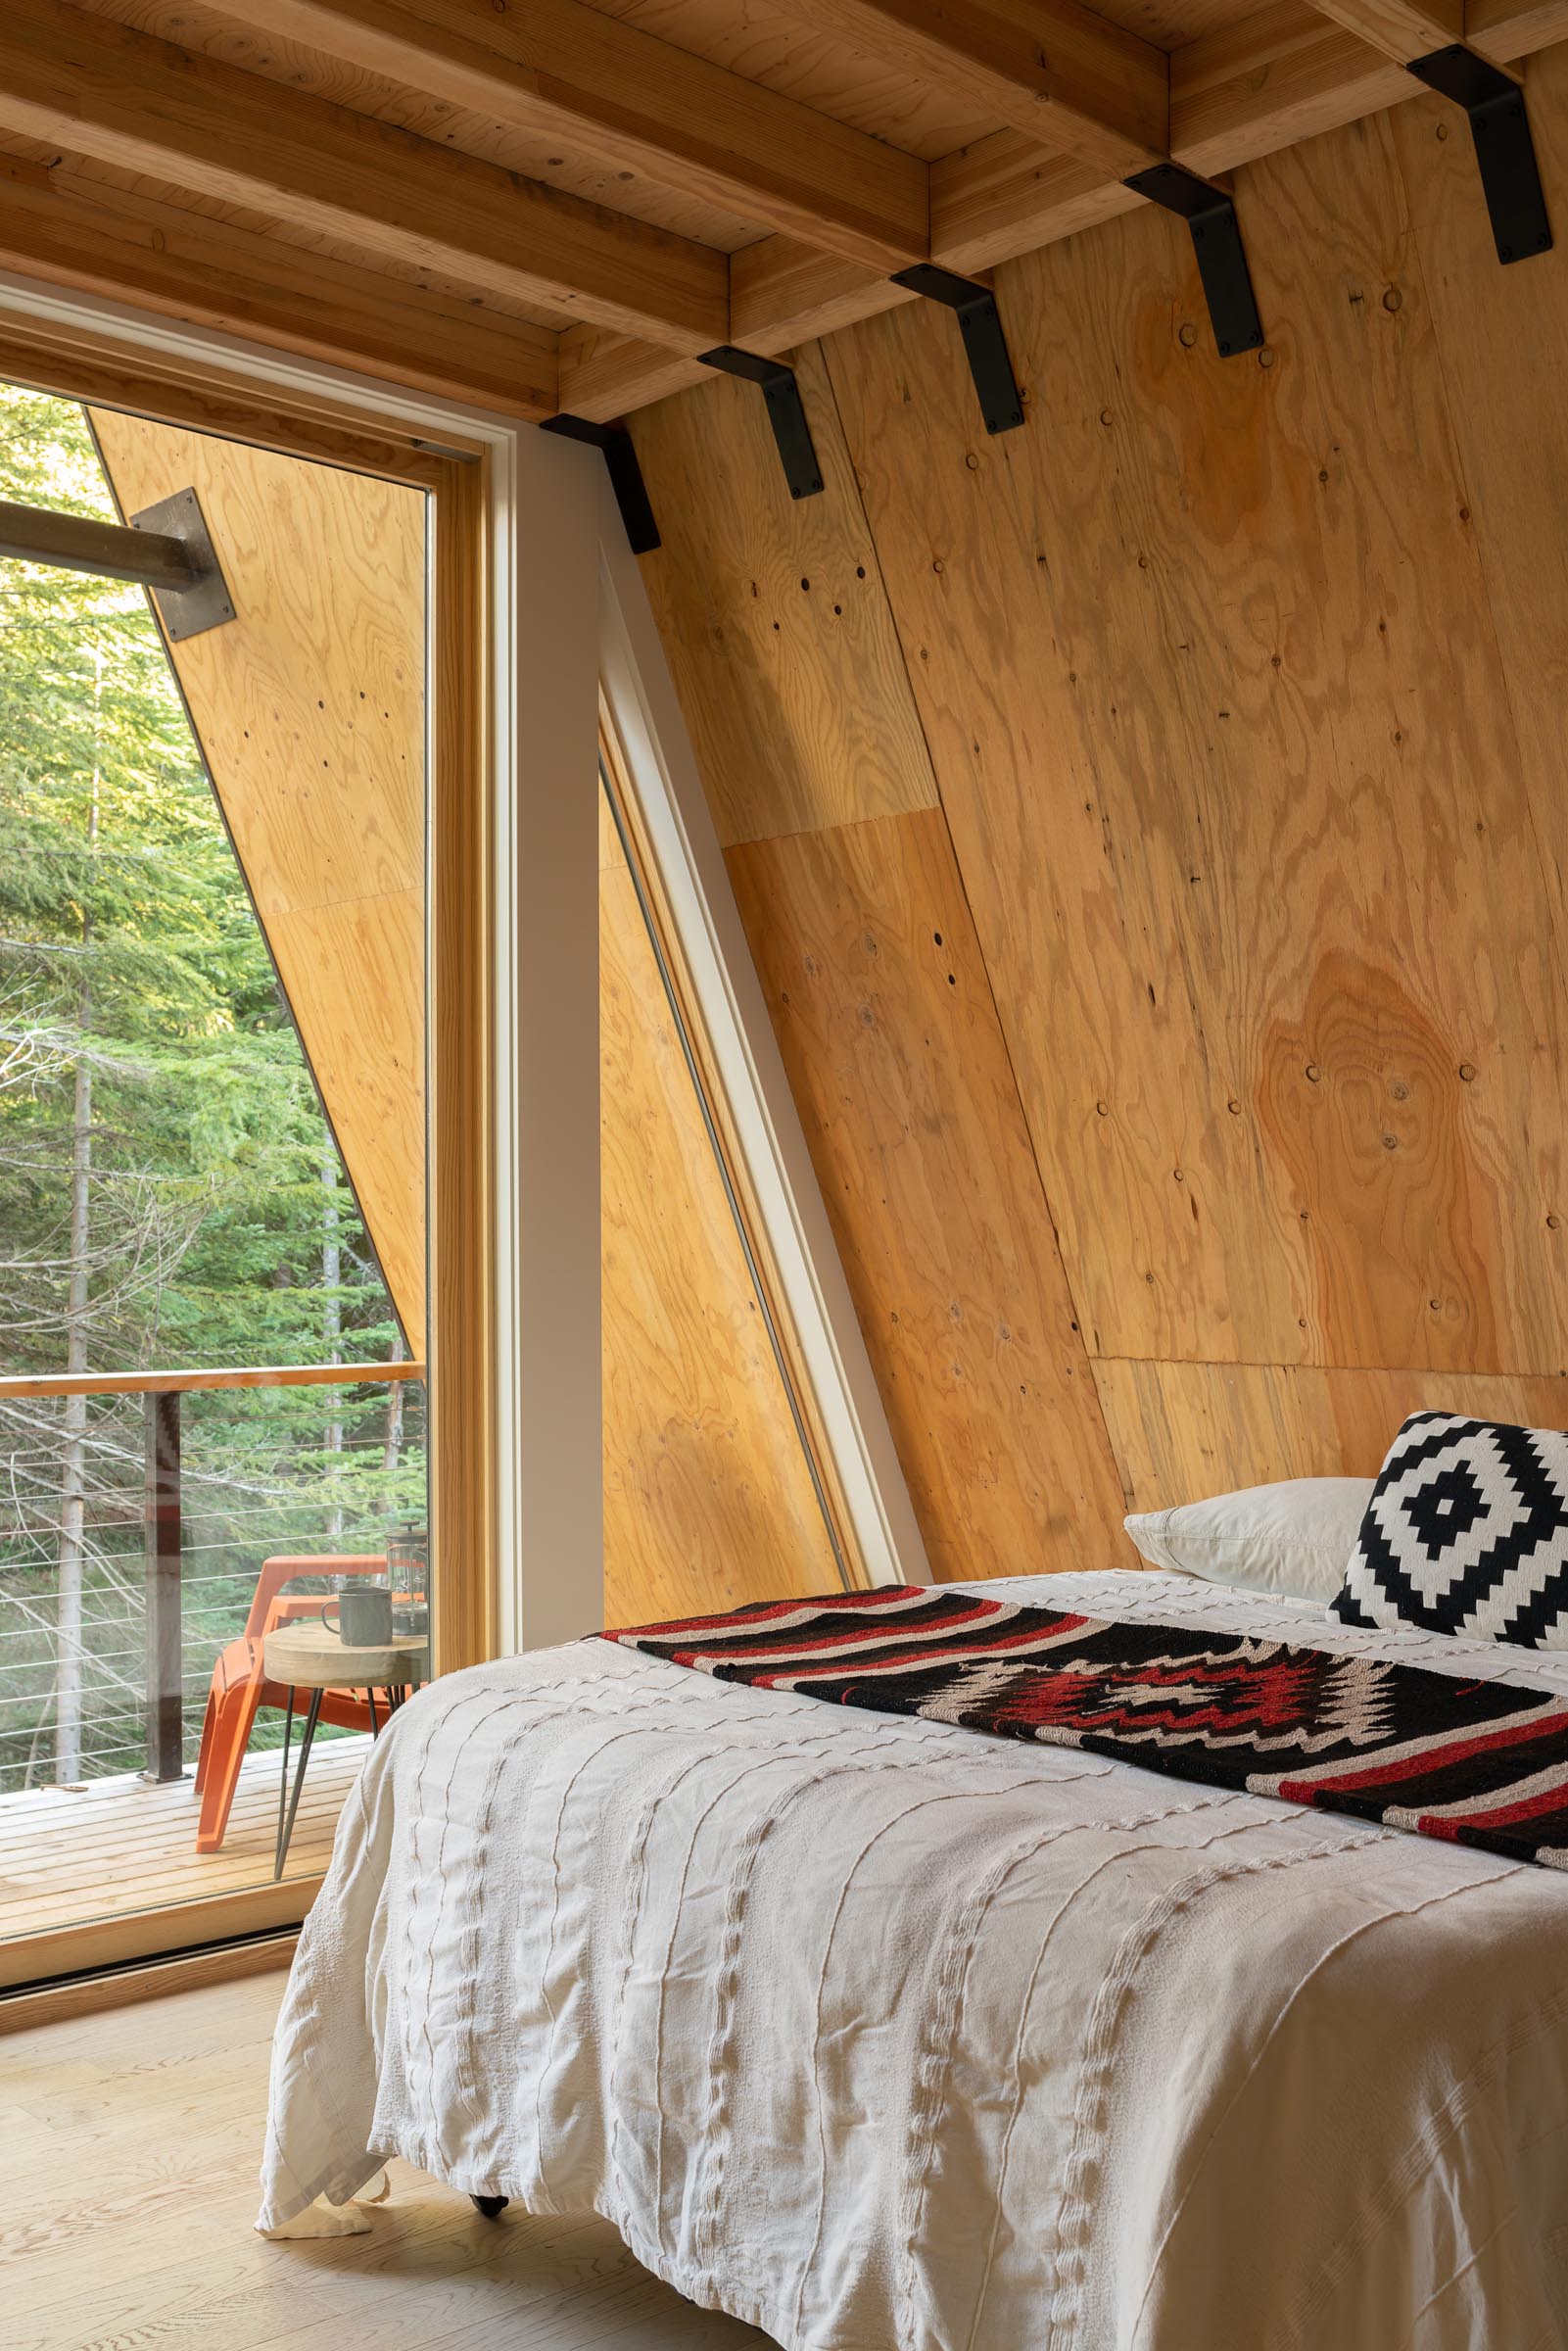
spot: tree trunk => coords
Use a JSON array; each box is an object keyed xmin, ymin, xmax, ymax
[
  {"xmin": 55, "ymin": 730, "xmax": 99, "ymax": 1783},
  {"xmin": 382, "ymin": 1335, "xmax": 405, "ymax": 1482},
  {"xmin": 54, "ymin": 1050, "xmax": 91, "ymax": 1780},
  {"xmin": 321, "ymin": 1151, "xmax": 343, "ymax": 1540}
]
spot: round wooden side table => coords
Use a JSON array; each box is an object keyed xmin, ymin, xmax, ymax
[{"xmin": 263, "ymin": 1618, "xmax": 429, "ymax": 1878}]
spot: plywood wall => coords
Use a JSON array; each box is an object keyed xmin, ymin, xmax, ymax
[
  {"xmin": 92, "ymin": 410, "xmax": 832, "ymax": 1616},
  {"xmin": 91, "ymin": 411, "xmax": 430, "ymax": 1341},
  {"xmin": 629, "ymin": 49, "xmax": 1568, "ymax": 1576}
]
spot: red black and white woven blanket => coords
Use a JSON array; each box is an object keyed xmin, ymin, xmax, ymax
[{"xmin": 601, "ymin": 1584, "xmax": 1568, "ymax": 1869}]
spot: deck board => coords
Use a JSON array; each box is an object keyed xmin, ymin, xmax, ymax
[{"xmin": 0, "ymin": 1734, "xmax": 368, "ymax": 1943}]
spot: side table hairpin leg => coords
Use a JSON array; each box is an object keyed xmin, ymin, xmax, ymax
[
  {"xmin": 274, "ymin": 1685, "xmax": 323, "ymax": 1879},
  {"xmin": 274, "ymin": 1687, "xmax": 296, "ymax": 1876}
]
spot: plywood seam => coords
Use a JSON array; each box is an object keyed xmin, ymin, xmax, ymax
[
  {"xmin": 898, "ymin": 785, "xmax": 1128, "ymax": 1507},
  {"xmin": 1388, "ymin": 107, "xmax": 1568, "ymax": 1086},
  {"xmin": 727, "ymin": 808, "xmax": 1131, "ymax": 1576},
  {"xmin": 602, "ymin": 772, "xmax": 860, "ymax": 1589},
  {"xmin": 1087, "ymin": 1358, "xmax": 1141, "ymax": 1523},
  {"xmin": 814, "ymin": 328, "xmax": 944, "ymax": 822},
  {"xmin": 816, "ymin": 325, "xmax": 1128, "ymax": 1512},
  {"xmin": 1386, "ymin": 94, "xmax": 1568, "ymax": 1339},
  {"xmin": 251, "ymin": 876, "xmax": 422, "ymax": 922},
  {"xmin": 958, "ymin": 899, "xmax": 1132, "ymax": 1508},
  {"xmin": 1391, "ymin": 115, "xmax": 1552, "ymax": 895},
  {"xmin": 1087, "ymin": 1351, "xmax": 1568, "ymax": 1372}
]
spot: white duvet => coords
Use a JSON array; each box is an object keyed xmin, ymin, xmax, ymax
[{"xmin": 260, "ymin": 1572, "xmax": 1568, "ymax": 2348}]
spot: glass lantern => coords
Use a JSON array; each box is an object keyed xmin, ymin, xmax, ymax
[{"xmin": 387, "ymin": 1522, "xmax": 429, "ymax": 1646}]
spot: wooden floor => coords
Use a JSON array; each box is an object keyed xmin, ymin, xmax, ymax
[
  {"xmin": 0, "ymin": 1735, "xmax": 368, "ymax": 1944},
  {"xmin": 5, "ymin": 1967, "xmax": 775, "ymax": 2349}
]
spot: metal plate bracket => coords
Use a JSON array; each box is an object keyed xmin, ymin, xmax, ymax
[
  {"xmin": 1125, "ymin": 164, "xmax": 1265, "ymax": 358},
  {"xmin": 1406, "ymin": 45, "xmax": 1552, "ymax": 264},
  {"xmin": 540, "ymin": 413, "xmax": 661, "ymax": 553},
  {"xmin": 889, "ymin": 264, "xmax": 1025, "ymax": 435},
  {"xmin": 697, "ymin": 347, "xmax": 825, "ymax": 501},
  {"xmin": 128, "ymin": 486, "xmax": 236, "ymax": 641}
]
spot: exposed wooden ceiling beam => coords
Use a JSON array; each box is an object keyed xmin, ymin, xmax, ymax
[
  {"xmin": 1, "ymin": 0, "xmax": 1558, "ymax": 436},
  {"xmin": 209, "ymin": 0, "xmax": 928, "ymax": 276},
  {"xmin": 1164, "ymin": 0, "xmax": 1553, "ymax": 168},
  {"xmin": 556, "ymin": 327, "xmax": 717, "ymax": 424},
  {"xmin": 1306, "ymin": 0, "xmax": 1464, "ymax": 61},
  {"xmin": 928, "ymin": 142, "xmax": 1142, "ymax": 275},
  {"xmin": 561, "ymin": 0, "xmax": 1568, "ymax": 419},
  {"xmin": 0, "ymin": 154, "xmax": 557, "ymax": 416},
  {"xmin": 1470, "ymin": 0, "xmax": 1568, "ymax": 46},
  {"xmin": 771, "ymin": 0, "xmax": 1170, "ymax": 180},
  {"xmin": 554, "ymin": 252, "xmax": 922, "ymax": 422},
  {"xmin": 0, "ymin": 0, "xmax": 728, "ymax": 352},
  {"xmin": 1169, "ymin": 2, "xmax": 1408, "ymax": 180},
  {"xmin": 732, "ymin": 244, "xmax": 919, "ymax": 351},
  {"xmin": 952, "ymin": 0, "xmax": 1567, "ymax": 232}
]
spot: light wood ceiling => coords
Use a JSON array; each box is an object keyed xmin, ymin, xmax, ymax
[{"xmin": 0, "ymin": 0, "xmax": 1559, "ymax": 422}]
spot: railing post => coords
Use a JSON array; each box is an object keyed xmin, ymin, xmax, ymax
[{"xmin": 143, "ymin": 1387, "xmax": 184, "ymax": 1783}]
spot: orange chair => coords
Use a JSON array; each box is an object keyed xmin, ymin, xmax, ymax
[{"xmin": 192, "ymin": 1555, "xmax": 388, "ymax": 1852}]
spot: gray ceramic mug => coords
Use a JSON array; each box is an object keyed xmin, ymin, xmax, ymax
[{"xmin": 322, "ymin": 1585, "xmax": 393, "ymax": 1646}]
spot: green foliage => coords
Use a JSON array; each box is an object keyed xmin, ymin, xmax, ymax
[{"xmin": 0, "ymin": 386, "xmax": 425, "ymax": 1791}]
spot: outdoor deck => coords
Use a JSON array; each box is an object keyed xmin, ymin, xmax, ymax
[{"xmin": 0, "ymin": 1732, "xmax": 369, "ymax": 1957}]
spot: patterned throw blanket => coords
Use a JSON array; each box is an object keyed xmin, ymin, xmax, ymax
[{"xmin": 602, "ymin": 1584, "xmax": 1568, "ymax": 1869}]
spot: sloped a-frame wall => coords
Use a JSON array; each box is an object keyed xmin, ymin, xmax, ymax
[
  {"xmin": 598, "ymin": 792, "xmax": 838, "ymax": 1616},
  {"xmin": 628, "ymin": 58, "xmax": 1568, "ymax": 1579}
]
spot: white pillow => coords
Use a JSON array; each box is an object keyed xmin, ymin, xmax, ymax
[{"xmin": 1122, "ymin": 1478, "xmax": 1374, "ymax": 1604}]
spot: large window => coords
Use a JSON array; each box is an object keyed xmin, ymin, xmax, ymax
[{"xmin": 0, "ymin": 380, "xmax": 440, "ymax": 1973}]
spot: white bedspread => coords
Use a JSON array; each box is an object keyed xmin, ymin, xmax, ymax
[{"xmin": 260, "ymin": 1572, "xmax": 1568, "ymax": 2348}]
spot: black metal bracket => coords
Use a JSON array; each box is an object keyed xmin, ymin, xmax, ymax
[
  {"xmin": 539, "ymin": 414, "xmax": 660, "ymax": 553},
  {"xmin": 1125, "ymin": 164, "xmax": 1265, "ymax": 358},
  {"xmin": 889, "ymin": 264, "xmax": 1024, "ymax": 435},
  {"xmin": 1406, "ymin": 46, "xmax": 1552, "ymax": 264},
  {"xmin": 697, "ymin": 347, "xmax": 824, "ymax": 501}
]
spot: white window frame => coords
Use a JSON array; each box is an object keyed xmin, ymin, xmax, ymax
[{"xmin": 598, "ymin": 509, "xmax": 927, "ymax": 1591}]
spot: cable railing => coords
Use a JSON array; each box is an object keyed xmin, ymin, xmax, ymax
[{"xmin": 0, "ymin": 1361, "xmax": 426, "ymax": 1793}]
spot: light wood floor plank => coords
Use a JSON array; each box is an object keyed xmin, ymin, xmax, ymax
[{"xmin": 10, "ymin": 1969, "xmax": 775, "ymax": 2349}]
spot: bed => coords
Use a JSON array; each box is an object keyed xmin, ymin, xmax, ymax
[{"xmin": 259, "ymin": 1569, "xmax": 1568, "ymax": 2348}]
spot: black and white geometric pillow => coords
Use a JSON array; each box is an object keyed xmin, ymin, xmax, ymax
[{"xmin": 1330, "ymin": 1412, "xmax": 1568, "ymax": 1650}]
